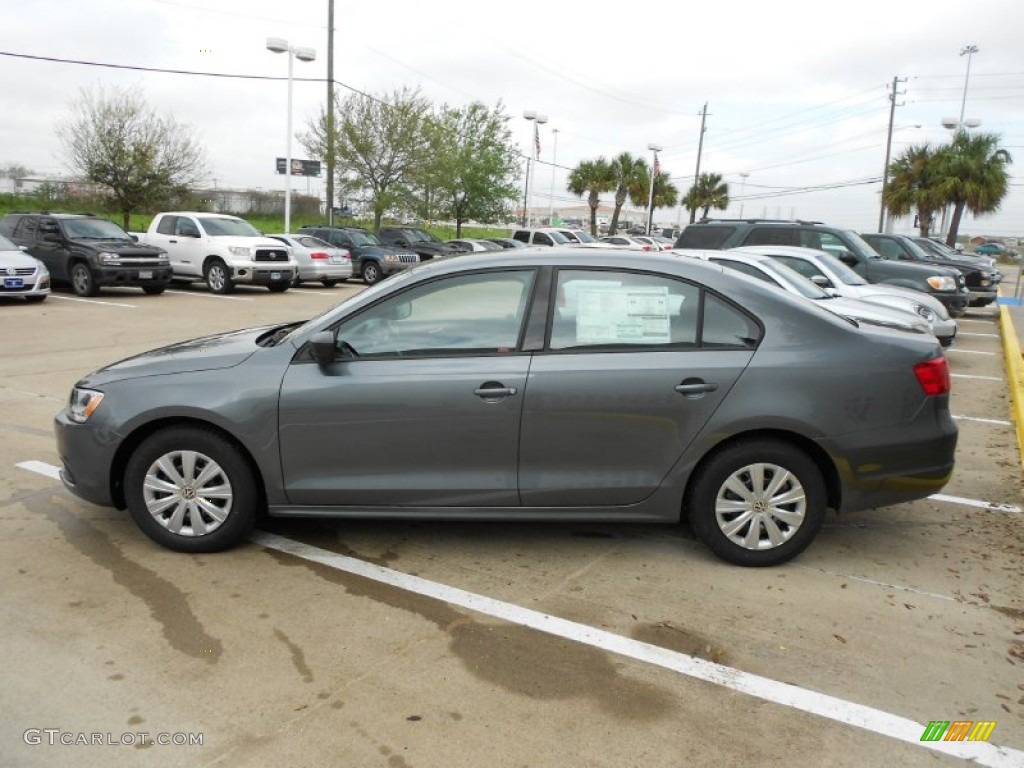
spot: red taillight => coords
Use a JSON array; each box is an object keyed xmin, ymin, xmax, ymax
[
  {"xmin": 642, "ymin": 245, "xmax": 652, "ymax": 251},
  {"xmin": 310, "ymin": 251, "xmax": 329, "ymax": 260},
  {"xmin": 913, "ymin": 356, "xmax": 950, "ymax": 396},
  {"xmin": 341, "ymin": 250, "xmax": 352, "ymax": 260}
]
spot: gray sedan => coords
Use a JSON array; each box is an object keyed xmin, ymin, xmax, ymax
[{"xmin": 54, "ymin": 249, "xmax": 957, "ymax": 566}]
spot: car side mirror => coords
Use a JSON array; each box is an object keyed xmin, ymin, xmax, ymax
[
  {"xmin": 837, "ymin": 253, "xmax": 857, "ymax": 266},
  {"xmin": 129, "ymin": 234, "xmax": 139, "ymax": 242},
  {"xmin": 810, "ymin": 275, "xmax": 831, "ymax": 288},
  {"xmin": 311, "ymin": 330, "xmax": 337, "ymax": 365}
]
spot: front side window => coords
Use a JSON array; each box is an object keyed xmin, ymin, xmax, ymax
[{"xmin": 333, "ymin": 270, "xmax": 536, "ymax": 357}]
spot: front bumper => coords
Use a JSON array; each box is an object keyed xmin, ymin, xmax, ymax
[
  {"xmin": 229, "ymin": 260, "xmax": 298, "ymax": 285},
  {"xmin": 0, "ymin": 270, "xmax": 50, "ymax": 299},
  {"xmin": 935, "ymin": 291, "xmax": 970, "ymax": 318},
  {"xmin": 95, "ymin": 265, "xmax": 172, "ymax": 287},
  {"xmin": 968, "ymin": 288, "xmax": 998, "ymax": 307},
  {"xmin": 54, "ymin": 409, "xmax": 120, "ymax": 508}
]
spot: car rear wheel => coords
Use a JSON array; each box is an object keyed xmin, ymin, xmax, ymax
[
  {"xmin": 362, "ymin": 262, "xmax": 382, "ymax": 285},
  {"xmin": 124, "ymin": 427, "xmax": 258, "ymax": 553},
  {"xmin": 204, "ymin": 259, "xmax": 234, "ymax": 294},
  {"xmin": 687, "ymin": 438, "xmax": 826, "ymax": 566},
  {"xmin": 70, "ymin": 263, "xmax": 99, "ymax": 297}
]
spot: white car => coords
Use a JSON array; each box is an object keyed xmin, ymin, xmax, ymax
[
  {"xmin": 676, "ymin": 249, "xmax": 934, "ymax": 339},
  {"xmin": 730, "ymin": 245, "xmax": 957, "ymax": 348},
  {"xmin": 447, "ymin": 238, "xmax": 503, "ymax": 253},
  {"xmin": 0, "ymin": 234, "xmax": 49, "ymax": 303},
  {"xmin": 599, "ymin": 235, "xmax": 658, "ymax": 251},
  {"xmin": 267, "ymin": 234, "xmax": 353, "ymax": 286}
]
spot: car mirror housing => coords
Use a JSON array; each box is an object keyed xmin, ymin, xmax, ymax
[{"xmin": 310, "ymin": 330, "xmax": 337, "ymax": 365}]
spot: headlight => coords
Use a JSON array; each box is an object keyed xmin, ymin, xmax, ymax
[
  {"xmin": 97, "ymin": 251, "xmax": 120, "ymax": 265},
  {"xmin": 68, "ymin": 388, "xmax": 104, "ymax": 423},
  {"xmin": 913, "ymin": 304, "xmax": 936, "ymax": 322},
  {"xmin": 383, "ymin": 254, "xmax": 399, "ymax": 263},
  {"xmin": 228, "ymin": 246, "xmax": 252, "ymax": 258},
  {"xmin": 926, "ymin": 275, "xmax": 956, "ymax": 291},
  {"xmin": 157, "ymin": 254, "xmax": 170, "ymax": 264}
]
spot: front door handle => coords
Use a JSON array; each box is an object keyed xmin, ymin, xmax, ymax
[
  {"xmin": 474, "ymin": 383, "xmax": 518, "ymax": 400},
  {"xmin": 675, "ymin": 380, "xmax": 718, "ymax": 396}
]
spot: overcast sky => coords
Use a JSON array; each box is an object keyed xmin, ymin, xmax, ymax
[{"xmin": 1, "ymin": 0, "xmax": 1022, "ymax": 237}]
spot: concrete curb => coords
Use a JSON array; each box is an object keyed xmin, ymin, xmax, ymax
[{"xmin": 997, "ymin": 300, "xmax": 1024, "ymax": 472}]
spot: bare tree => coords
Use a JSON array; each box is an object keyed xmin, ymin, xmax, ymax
[{"xmin": 58, "ymin": 85, "xmax": 208, "ymax": 228}]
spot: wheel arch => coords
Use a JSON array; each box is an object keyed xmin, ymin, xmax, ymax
[
  {"xmin": 682, "ymin": 428, "xmax": 841, "ymax": 516},
  {"xmin": 109, "ymin": 416, "xmax": 266, "ymax": 512}
]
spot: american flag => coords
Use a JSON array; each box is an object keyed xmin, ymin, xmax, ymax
[
  {"xmin": 534, "ymin": 123, "xmax": 541, "ymax": 159},
  {"xmin": 653, "ymin": 154, "xmax": 661, "ymax": 179}
]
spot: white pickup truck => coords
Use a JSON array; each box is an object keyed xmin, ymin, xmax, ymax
[{"xmin": 137, "ymin": 212, "xmax": 298, "ymax": 294}]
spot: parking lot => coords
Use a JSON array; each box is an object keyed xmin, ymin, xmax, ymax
[{"xmin": 2, "ymin": 277, "xmax": 1022, "ymax": 767}]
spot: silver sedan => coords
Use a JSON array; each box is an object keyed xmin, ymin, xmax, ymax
[
  {"xmin": 0, "ymin": 233, "xmax": 49, "ymax": 302},
  {"xmin": 268, "ymin": 233, "xmax": 354, "ymax": 286}
]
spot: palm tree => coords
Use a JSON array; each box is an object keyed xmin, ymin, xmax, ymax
[
  {"xmin": 625, "ymin": 166, "xmax": 679, "ymax": 233},
  {"xmin": 936, "ymin": 131, "xmax": 1012, "ymax": 247},
  {"xmin": 684, "ymin": 173, "xmax": 729, "ymax": 221},
  {"xmin": 567, "ymin": 157, "xmax": 613, "ymax": 236},
  {"xmin": 606, "ymin": 152, "xmax": 647, "ymax": 234},
  {"xmin": 883, "ymin": 143, "xmax": 945, "ymax": 237}
]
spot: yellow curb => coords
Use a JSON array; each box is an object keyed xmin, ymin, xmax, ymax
[{"xmin": 998, "ymin": 302, "xmax": 1024, "ymax": 472}]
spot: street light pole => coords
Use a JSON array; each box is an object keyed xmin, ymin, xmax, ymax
[
  {"xmin": 548, "ymin": 128, "xmax": 559, "ymax": 226},
  {"xmin": 267, "ymin": 38, "xmax": 316, "ymax": 234},
  {"xmin": 958, "ymin": 44, "xmax": 979, "ymax": 126},
  {"xmin": 646, "ymin": 143, "xmax": 662, "ymax": 235},
  {"xmin": 523, "ymin": 111, "xmax": 547, "ymax": 227},
  {"xmin": 738, "ymin": 172, "xmax": 749, "ymax": 218}
]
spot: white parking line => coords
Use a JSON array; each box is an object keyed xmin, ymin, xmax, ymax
[
  {"xmin": 952, "ymin": 373, "xmax": 1003, "ymax": 381},
  {"xmin": 164, "ymin": 290, "xmax": 254, "ymax": 302},
  {"xmin": 48, "ymin": 295, "xmax": 137, "ymax": 309},
  {"xmin": 795, "ymin": 564, "xmax": 957, "ymax": 602},
  {"xmin": 959, "ymin": 332, "xmax": 1000, "ymax": 338},
  {"xmin": 946, "ymin": 348, "xmax": 997, "ymax": 355},
  {"xmin": 952, "ymin": 414, "xmax": 1013, "ymax": 426},
  {"xmin": 929, "ymin": 493, "xmax": 1021, "ymax": 514},
  {"xmin": 12, "ymin": 459, "xmax": 1023, "ymax": 765},
  {"xmin": 252, "ymin": 532, "xmax": 1022, "ymax": 768}
]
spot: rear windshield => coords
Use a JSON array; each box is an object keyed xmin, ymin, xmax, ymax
[{"xmin": 675, "ymin": 226, "xmax": 736, "ymax": 249}]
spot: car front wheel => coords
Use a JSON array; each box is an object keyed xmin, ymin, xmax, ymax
[
  {"xmin": 70, "ymin": 263, "xmax": 99, "ymax": 297},
  {"xmin": 124, "ymin": 427, "xmax": 258, "ymax": 552},
  {"xmin": 362, "ymin": 262, "xmax": 382, "ymax": 285},
  {"xmin": 204, "ymin": 259, "xmax": 234, "ymax": 294},
  {"xmin": 687, "ymin": 438, "xmax": 826, "ymax": 567}
]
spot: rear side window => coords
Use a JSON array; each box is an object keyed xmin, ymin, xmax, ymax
[
  {"xmin": 744, "ymin": 227, "xmax": 796, "ymax": 246},
  {"xmin": 156, "ymin": 216, "xmax": 178, "ymax": 235},
  {"xmin": 675, "ymin": 225, "xmax": 736, "ymax": 249},
  {"xmin": 512, "ymin": 231, "xmax": 529, "ymax": 243}
]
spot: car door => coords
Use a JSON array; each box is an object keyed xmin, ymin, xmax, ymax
[
  {"xmin": 278, "ymin": 268, "xmax": 538, "ymax": 507},
  {"xmin": 31, "ymin": 217, "xmax": 69, "ymax": 280},
  {"xmin": 518, "ymin": 268, "xmax": 758, "ymax": 506}
]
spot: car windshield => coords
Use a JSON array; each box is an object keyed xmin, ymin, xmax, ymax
[
  {"xmin": 750, "ymin": 258, "xmax": 831, "ymax": 299},
  {"xmin": 199, "ymin": 217, "xmax": 263, "ymax": 237},
  {"xmin": 814, "ymin": 251, "xmax": 868, "ymax": 286},
  {"xmin": 405, "ymin": 230, "xmax": 439, "ymax": 243},
  {"xmin": 547, "ymin": 231, "xmax": 570, "ymax": 244},
  {"xmin": 297, "ymin": 236, "xmax": 332, "ymax": 248},
  {"xmin": 840, "ymin": 230, "xmax": 885, "ymax": 261},
  {"xmin": 61, "ymin": 218, "xmax": 132, "ymax": 241},
  {"xmin": 567, "ymin": 230, "xmax": 597, "ymax": 243}
]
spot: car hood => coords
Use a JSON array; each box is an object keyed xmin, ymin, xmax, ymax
[
  {"xmin": 77, "ymin": 326, "xmax": 271, "ymax": 387},
  {"xmin": 205, "ymin": 236, "xmax": 287, "ymax": 251},
  {"xmin": 0, "ymin": 249, "xmax": 46, "ymax": 270},
  {"xmin": 352, "ymin": 244, "xmax": 416, "ymax": 258},
  {"xmin": 71, "ymin": 238, "xmax": 166, "ymax": 256},
  {"xmin": 814, "ymin": 296, "xmax": 930, "ymax": 334}
]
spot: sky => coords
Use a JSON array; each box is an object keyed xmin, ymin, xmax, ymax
[{"xmin": 1, "ymin": 0, "xmax": 1022, "ymax": 238}]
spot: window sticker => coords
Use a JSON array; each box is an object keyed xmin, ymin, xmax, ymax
[{"xmin": 574, "ymin": 285, "xmax": 672, "ymax": 344}]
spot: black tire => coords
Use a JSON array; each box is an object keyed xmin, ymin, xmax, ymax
[
  {"xmin": 142, "ymin": 286, "xmax": 166, "ymax": 295},
  {"xmin": 124, "ymin": 426, "xmax": 258, "ymax": 553},
  {"xmin": 362, "ymin": 262, "xmax": 382, "ymax": 285},
  {"xmin": 687, "ymin": 438, "xmax": 826, "ymax": 567},
  {"xmin": 267, "ymin": 282, "xmax": 290, "ymax": 293},
  {"xmin": 321, "ymin": 278, "xmax": 339, "ymax": 287},
  {"xmin": 25, "ymin": 295, "xmax": 47, "ymax": 303},
  {"xmin": 204, "ymin": 258, "xmax": 234, "ymax": 294},
  {"xmin": 70, "ymin": 262, "xmax": 99, "ymax": 297}
]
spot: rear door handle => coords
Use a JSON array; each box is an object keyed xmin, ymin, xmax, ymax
[
  {"xmin": 474, "ymin": 384, "xmax": 518, "ymax": 400},
  {"xmin": 675, "ymin": 380, "xmax": 718, "ymax": 396}
]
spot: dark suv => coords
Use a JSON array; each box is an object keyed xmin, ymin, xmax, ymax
[
  {"xmin": 860, "ymin": 232, "xmax": 999, "ymax": 307},
  {"xmin": 674, "ymin": 219, "xmax": 969, "ymax": 317},
  {"xmin": 376, "ymin": 226, "xmax": 460, "ymax": 261},
  {"xmin": 0, "ymin": 213, "xmax": 171, "ymax": 296},
  {"xmin": 297, "ymin": 226, "xmax": 419, "ymax": 284}
]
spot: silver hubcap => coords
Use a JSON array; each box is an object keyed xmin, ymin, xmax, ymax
[
  {"xmin": 714, "ymin": 462, "xmax": 806, "ymax": 551},
  {"xmin": 142, "ymin": 450, "xmax": 233, "ymax": 537},
  {"xmin": 208, "ymin": 266, "xmax": 226, "ymax": 291},
  {"xmin": 73, "ymin": 268, "xmax": 89, "ymax": 293}
]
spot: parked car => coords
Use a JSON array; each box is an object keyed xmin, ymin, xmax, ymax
[
  {"xmin": 487, "ymin": 237, "xmax": 530, "ymax": 250},
  {"xmin": 376, "ymin": 226, "xmax": 461, "ymax": 261},
  {"xmin": 137, "ymin": 212, "xmax": 295, "ymax": 294},
  {"xmin": 0, "ymin": 213, "xmax": 171, "ymax": 297},
  {"xmin": 510, "ymin": 228, "xmax": 572, "ymax": 247},
  {"xmin": 974, "ymin": 242, "xmax": 1006, "ymax": 256},
  {"xmin": 266, "ymin": 234, "xmax": 353, "ymax": 286},
  {"xmin": 0, "ymin": 233, "xmax": 49, "ymax": 302},
  {"xmin": 298, "ymin": 226, "xmax": 419, "ymax": 285},
  {"xmin": 674, "ymin": 219, "xmax": 970, "ymax": 318},
  {"xmin": 677, "ymin": 249, "xmax": 934, "ymax": 338},
  {"xmin": 915, "ymin": 237, "xmax": 997, "ymax": 269},
  {"xmin": 860, "ymin": 232, "xmax": 998, "ymax": 308},
  {"xmin": 447, "ymin": 238, "xmax": 503, "ymax": 253},
  {"xmin": 600, "ymin": 235, "xmax": 656, "ymax": 251},
  {"xmin": 632, "ymin": 235, "xmax": 672, "ymax": 251},
  {"xmin": 54, "ymin": 249, "xmax": 956, "ymax": 567},
  {"xmin": 731, "ymin": 245, "xmax": 957, "ymax": 347}
]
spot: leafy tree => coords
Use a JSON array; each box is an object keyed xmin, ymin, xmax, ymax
[
  {"xmin": 57, "ymin": 85, "xmax": 208, "ymax": 229},
  {"xmin": 420, "ymin": 102, "xmax": 521, "ymax": 236},
  {"xmin": 626, "ymin": 165, "xmax": 679, "ymax": 232},
  {"xmin": 301, "ymin": 86, "xmax": 431, "ymax": 230},
  {"xmin": 606, "ymin": 152, "xmax": 647, "ymax": 234},
  {"xmin": 684, "ymin": 173, "xmax": 729, "ymax": 221},
  {"xmin": 937, "ymin": 131, "xmax": 1012, "ymax": 246},
  {"xmin": 567, "ymin": 158, "xmax": 613, "ymax": 235},
  {"xmin": 883, "ymin": 143, "xmax": 944, "ymax": 237}
]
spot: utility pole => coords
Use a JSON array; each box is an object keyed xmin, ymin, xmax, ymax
[
  {"xmin": 326, "ymin": 0, "xmax": 335, "ymax": 225},
  {"xmin": 878, "ymin": 76, "xmax": 905, "ymax": 233},
  {"xmin": 689, "ymin": 102, "xmax": 708, "ymax": 224}
]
